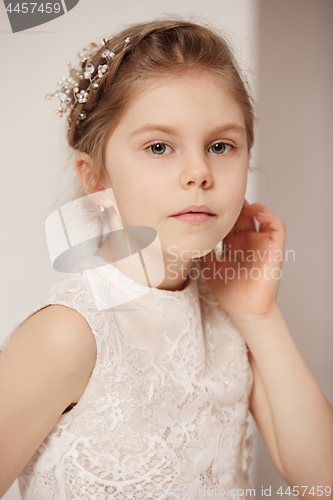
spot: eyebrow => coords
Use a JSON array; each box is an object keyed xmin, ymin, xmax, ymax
[{"xmin": 128, "ymin": 123, "xmax": 246, "ymax": 139}]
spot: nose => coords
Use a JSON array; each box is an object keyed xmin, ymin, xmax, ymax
[{"xmin": 179, "ymin": 151, "xmax": 213, "ymax": 189}]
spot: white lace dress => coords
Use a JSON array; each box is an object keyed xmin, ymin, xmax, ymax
[{"xmin": 0, "ymin": 257, "xmax": 255, "ymax": 500}]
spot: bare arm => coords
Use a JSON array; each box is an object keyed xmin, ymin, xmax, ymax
[
  {"xmin": 233, "ymin": 303, "xmax": 333, "ymax": 494},
  {"xmin": 248, "ymin": 349, "xmax": 288, "ymax": 481},
  {"xmin": 0, "ymin": 305, "xmax": 97, "ymax": 497}
]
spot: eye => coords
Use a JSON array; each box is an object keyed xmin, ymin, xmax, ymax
[
  {"xmin": 145, "ymin": 141, "xmax": 235, "ymax": 156},
  {"xmin": 146, "ymin": 142, "xmax": 173, "ymax": 156},
  {"xmin": 208, "ymin": 142, "xmax": 234, "ymax": 154}
]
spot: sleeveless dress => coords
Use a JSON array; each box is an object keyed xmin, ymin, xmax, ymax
[{"xmin": 0, "ymin": 256, "xmax": 255, "ymax": 500}]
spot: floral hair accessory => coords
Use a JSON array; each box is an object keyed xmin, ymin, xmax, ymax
[{"xmin": 45, "ymin": 36, "xmax": 131, "ymax": 128}]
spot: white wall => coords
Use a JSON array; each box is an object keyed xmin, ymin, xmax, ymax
[{"xmin": 0, "ymin": 1, "xmax": 260, "ymax": 498}]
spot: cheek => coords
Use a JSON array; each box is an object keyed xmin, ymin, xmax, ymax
[
  {"xmin": 216, "ymin": 167, "xmax": 248, "ymax": 235},
  {"xmin": 112, "ymin": 174, "xmax": 162, "ymax": 223},
  {"xmin": 130, "ymin": 183, "xmax": 159, "ymax": 208},
  {"xmin": 220, "ymin": 168, "xmax": 248, "ymax": 208},
  {"xmin": 231, "ymin": 176, "xmax": 247, "ymax": 206}
]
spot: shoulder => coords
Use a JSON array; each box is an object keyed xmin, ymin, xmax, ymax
[
  {"xmin": 20, "ymin": 304, "xmax": 97, "ymax": 375},
  {"xmin": 2, "ymin": 304, "xmax": 97, "ymax": 398}
]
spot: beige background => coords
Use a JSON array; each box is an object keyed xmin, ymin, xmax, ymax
[
  {"xmin": 0, "ymin": 0, "xmax": 332, "ymax": 498},
  {"xmin": 255, "ymin": 0, "xmax": 333, "ymax": 490}
]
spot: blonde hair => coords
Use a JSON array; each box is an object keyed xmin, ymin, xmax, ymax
[{"xmin": 67, "ymin": 17, "xmax": 256, "ymax": 202}]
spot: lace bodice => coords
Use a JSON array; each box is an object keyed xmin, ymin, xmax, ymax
[{"xmin": 0, "ymin": 257, "xmax": 255, "ymax": 500}]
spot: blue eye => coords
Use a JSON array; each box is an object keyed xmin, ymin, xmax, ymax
[
  {"xmin": 146, "ymin": 141, "xmax": 235, "ymax": 156},
  {"xmin": 208, "ymin": 142, "xmax": 234, "ymax": 154},
  {"xmin": 147, "ymin": 142, "xmax": 173, "ymax": 155}
]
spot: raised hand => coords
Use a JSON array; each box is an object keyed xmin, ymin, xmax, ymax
[{"xmin": 199, "ymin": 199, "xmax": 286, "ymax": 320}]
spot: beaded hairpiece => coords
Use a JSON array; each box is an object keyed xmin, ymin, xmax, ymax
[{"xmin": 45, "ymin": 36, "xmax": 131, "ymax": 128}]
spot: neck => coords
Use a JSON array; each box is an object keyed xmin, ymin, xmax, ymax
[{"xmin": 93, "ymin": 234, "xmax": 194, "ymax": 292}]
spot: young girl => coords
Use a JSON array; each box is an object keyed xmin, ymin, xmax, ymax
[{"xmin": 0, "ymin": 17, "xmax": 332, "ymax": 500}]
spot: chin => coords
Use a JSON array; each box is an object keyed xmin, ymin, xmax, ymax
[{"xmin": 199, "ymin": 247, "xmax": 215, "ymax": 257}]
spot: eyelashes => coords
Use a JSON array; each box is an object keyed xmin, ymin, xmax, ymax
[{"xmin": 146, "ymin": 141, "xmax": 235, "ymax": 157}]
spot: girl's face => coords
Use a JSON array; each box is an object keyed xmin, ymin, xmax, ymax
[{"xmin": 103, "ymin": 70, "xmax": 250, "ymax": 261}]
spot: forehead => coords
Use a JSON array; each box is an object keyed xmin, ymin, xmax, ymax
[{"xmin": 117, "ymin": 70, "xmax": 245, "ymax": 131}]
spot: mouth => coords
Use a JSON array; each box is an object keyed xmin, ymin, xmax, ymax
[
  {"xmin": 179, "ymin": 211, "xmax": 215, "ymax": 215},
  {"xmin": 170, "ymin": 211, "xmax": 216, "ymax": 224},
  {"xmin": 170, "ymin": 205, "xmax": 216, "ymax": 217}
]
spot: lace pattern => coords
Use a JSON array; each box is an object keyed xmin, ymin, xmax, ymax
[{"xmin": 0, "ymin": 259, "xmax": 255, "ymax": 500}]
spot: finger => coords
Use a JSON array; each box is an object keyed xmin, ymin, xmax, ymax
[
  {"xmin": 257, "ymin": 222, "xmax": 271, "ymax": 233},
  {"xmin": 245, "ymin": 203, "xmax": 275, "ymax": 216},
  {"xmin": 235, "ymin": 212, "xmax": 257, "ymax": 233},
  {"xmin": 254, "ymin": 211, "xmax": 286, "ymax": 245},
  {"xmin": 237, "ymin": 202, "xmax": 258, "ymax": 232},
  {"xmin": 223, "ymin": 200, "xmax": 252, "ymax": 238}
]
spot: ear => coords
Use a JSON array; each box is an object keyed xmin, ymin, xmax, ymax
[
  {"xmin": 248, "ymin": 151, "xmax": 252, "ymax": 161},
  {"xmin": 75, "ymin": 152, "xmax": 104, "ymax": 194},
  {"xmin": 75, "ymin": 152, "xmax": 113, "ymax": 210}
]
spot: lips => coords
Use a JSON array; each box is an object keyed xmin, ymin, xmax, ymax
[{"xmin": 171, "ymin": 205, "xmax": 215, "ymax": 216}]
